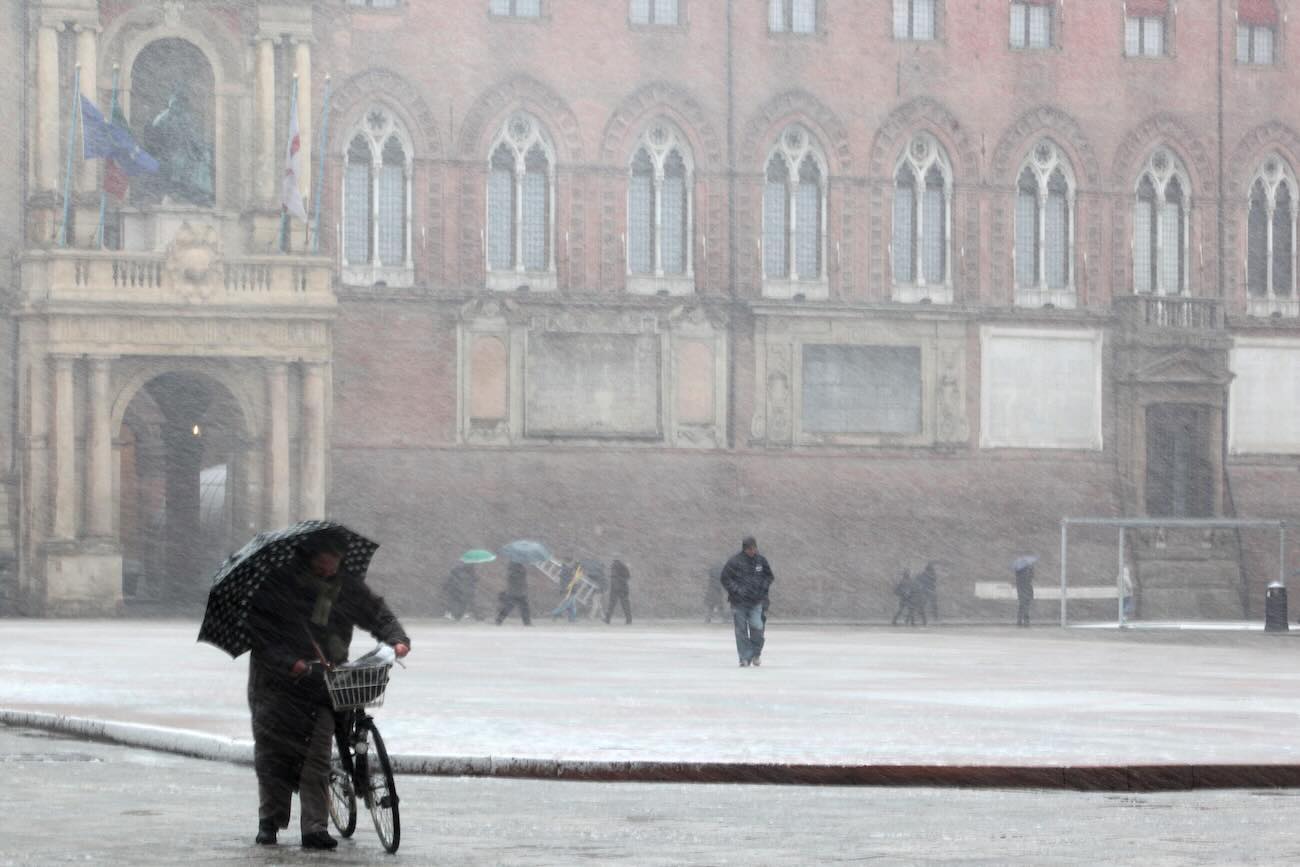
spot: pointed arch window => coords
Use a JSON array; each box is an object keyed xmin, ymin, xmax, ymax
[
  {"xmin": 1133, "ymin": 149, "xmax": 1190, "ymax": 296},
  {"xmin": 626, "ymin": 122, "xmax": 694, "ymax": 294},
  {"xmin": 762, "ymin": 125, "xmax": 827, "ymax": 297},
  {"xmin": 1010, "ymin": 1, "xmax": 1054, "ymax": 49},
  {"xmin": 1246, "ymin": 155, "xmax": 1297, "ymax": 315},
  {"xmin": 892, "ymin": 132, "xmax": 953, "ymax": 302},
  {"xmin": 486, "ymin": 113, "xmax": 556, "ymax": 290},
  {"xmin": 341, "ymin": 108, "xmax": 413, "ymax": 288},
  {"xmin": 1014, "ymin": 140, "xmax": 1076, "ymax": 307}
]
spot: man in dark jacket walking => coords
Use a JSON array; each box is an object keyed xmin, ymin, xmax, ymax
[
  {"xmin": 604, "ymin": 558, "xmax": 632, "ymax": 624},
  {"xmin": 496, "ymin": 561, "xmax": 532, "ymax": 625},
  {"xmin": 247, "ymin": 530, "xmax": 410, "ymax": 850},
  {"xmin": 720, "ymin": 536, "xmax": 775, "ymax": 667}
]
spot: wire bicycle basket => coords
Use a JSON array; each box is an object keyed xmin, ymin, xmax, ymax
[{"xmin": 324, "ymin": 662, "xmax": 392, "ymax": 711}]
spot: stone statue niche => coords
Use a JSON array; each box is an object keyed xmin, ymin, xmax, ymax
[
  {"xmin": 143, "ymin": 93, "xmax": 215, "ymax": 207},
  {"xmin": 130, "ymin": 38, "xmax": 216, "ymax": 208}
]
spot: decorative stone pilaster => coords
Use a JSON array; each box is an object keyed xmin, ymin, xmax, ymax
[
  {"xmin": 266, "ymin": 361, "xmax": 291, "ymax": 526},
  {"xmin": 86, "ymin": 356, "xmax": 114, "ymax": 538},
  {"xmin": 299, "ymin": 361, "xmax": 327, "ymax": 519}
]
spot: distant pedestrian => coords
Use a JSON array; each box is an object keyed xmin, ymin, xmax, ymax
[
  {"xmin": 550, "ymin": 559, "xmax": 580, "ymax": 622},
  {"xmin": 605, "ymin": 559, "xmax": 632, "ymax": 624},
  {"xmin": 720, "ymin": 536, "xmax": 775, "ymax": 667},
  {"xmin": 1013, "ymin": 558, "xmax": 1036, "ymax": 627},
  {"xmin": 891, "ymin": 568, "xmax": 925, "ymax": 626},
  {"xmin": 496, "ymin": 561, "xmax": 532, "ymax": 626},
  {"xmin": 442, "ymin": 562, "xmax": 481, "ymax": 621},
  {"xmin": 917, "ymin": 561, "xmax": 939, "ymax": 623},
  {"xmin": 705, "ymin": 565, "xmax": 725, "ymax": 623}
]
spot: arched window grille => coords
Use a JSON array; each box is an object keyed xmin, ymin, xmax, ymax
[
  {"xmin": 762, "ymin": 125, "xmax": 826, "ymax": 283},
  {"xmin": 487, "ymin": 113, "xmax": 555, "ymax": 277},
  {"xmin": 1014, "ymin": 139, "xmax": 1075, "ymax": 301},
  {"xmin": 627, "ymin": 122, "xmax": 693, "ymax": 280},
  {"xmin": 1246, "ymin": 155, "xmax": 1296, "ymax": 305},
  {"xmin": 892, "ymin": 132, "xmax": 953, "ymax": 292},
  {"xmin": 341, "ymin": 108, "xmax": 413, "ymax": 283},
  {"xmin": 1133, "ymin": 149, "xmax": 1190, "ymax": 295}
]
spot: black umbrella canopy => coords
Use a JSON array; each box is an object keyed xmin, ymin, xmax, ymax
[{"xmin": 197, "ymin": 520, "xmax": 379, "ymax": 659}]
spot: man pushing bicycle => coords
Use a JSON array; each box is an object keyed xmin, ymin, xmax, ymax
[{"xmin": 246, "ymin": 529, "xmax": 410, "ymax": 850}]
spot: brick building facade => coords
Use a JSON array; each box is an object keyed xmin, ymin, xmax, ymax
[{"xmin": 1, "ymin": 0, "xmax": 1297, "ymax": 620}]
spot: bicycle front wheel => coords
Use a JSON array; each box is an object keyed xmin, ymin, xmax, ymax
[
  {"xmin": 327, "ymin": 756, "xmax": 357, "ymax": 838},
  {"xmin": 364, "ymin": 721, "xmax": 400, "ymax": 853}
]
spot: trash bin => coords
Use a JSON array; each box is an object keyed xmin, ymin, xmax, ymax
[{"xmin": 1265, "ymin": 583, "xmax": 1289, "ymax": 632}]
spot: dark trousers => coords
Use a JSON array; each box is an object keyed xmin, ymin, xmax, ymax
[
  {"xmin": 1017, "ymin": 593, "xmax": 1032, "ymax": 626},
  {"xmin": 496, "ymin": 593, "xmax": 531, "ymax": 625},
  {"xmin": 256, "ymin": 708, "xmax": 333, "ymax": 835},
  {"xmin": 605, "ymin": 588, "xmax": 631, "ymax": 623}
]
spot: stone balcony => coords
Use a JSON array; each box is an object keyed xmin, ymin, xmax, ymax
[
  {"xmin": 20, "ymin": 244, "xmax": 334, "ymax": 310},
  {"xmin": 1114, "ymin": 294, "xmax": 1223, "ymax": 332}
]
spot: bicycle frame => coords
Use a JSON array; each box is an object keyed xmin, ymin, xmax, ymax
[{"xmin": 333, "ymin": 709, "xmax": 374, "ymax": 802}]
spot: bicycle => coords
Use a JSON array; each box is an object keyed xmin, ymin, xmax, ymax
[{"xmin": 322, "ymin": 647, "xmax": 401, "ymax": 853}]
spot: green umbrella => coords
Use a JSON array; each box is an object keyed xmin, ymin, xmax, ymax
[{"xmin": 460, "ymin": 549, "xmax": 497, "ymax": 564}]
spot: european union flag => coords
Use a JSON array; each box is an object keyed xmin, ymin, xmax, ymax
[{"xmin": 81, "ymin": 96, "xmax": 159, "ymax": 176}]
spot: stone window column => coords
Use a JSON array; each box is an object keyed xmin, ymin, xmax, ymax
[
  {"xmin": 299, "ymin": 361, "xmax": 327, "ymax": 519},
  {"xmin": 51, "ymin": 355, "xmax": 78, "ymax": 540},
  {"xmin": 255, "ymin": 35, "xmax": 278, "ymax": 203},
  {"xmin": 86, "ymin": 357, "xmax": 114, "ymax": 538},
  {"xmin": 35, "ymin": 23, "xmax": 62, "ymax": 192},
  {"xmin": 266, "ymin": 361, "xmax": 290, "ymax": 526}
]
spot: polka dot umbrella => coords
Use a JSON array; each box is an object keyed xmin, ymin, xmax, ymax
[{"xmin": 197, "ymin": 520, "xmax": 379, "ymax": 659}]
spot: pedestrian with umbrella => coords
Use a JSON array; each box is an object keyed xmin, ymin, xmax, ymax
[
  {"xmin": 444, "ymin": 549, "xmax": 494, "ymax": 621},
  {"xmin": 1012, "ymin": 554, "xmax": 1037, "ymax": 627},
  {"xmin": 198, "ymin": 521, "xmax": 410, "ymax": 850},
  {"xmin": 496, "ymin": 541, "xmax": 546, "ymax": 626}
]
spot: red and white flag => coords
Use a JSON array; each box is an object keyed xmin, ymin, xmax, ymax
[{"xmin": 281, "ymin": 84, "xmax": 308, "ymax": 222}]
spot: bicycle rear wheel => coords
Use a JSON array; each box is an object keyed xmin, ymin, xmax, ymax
[
  {"xmin": 363, "ymin": 721, "xmax": 400, "ymax": 853},
  {"xmin": 327, "ymin": 756, "xmax": 357, "ymax": 838}
]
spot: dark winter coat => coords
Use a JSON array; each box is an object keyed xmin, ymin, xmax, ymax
[
  {"xmin": 1015, "ymin": 566, "xmax": 1035, "ymax": 600},
  {"xmin": 720, "ymin": 550, "xmax": 775, "ymax": 606},
  {"xmin": 505, "ymin": 562, "xmax": 529, "ymax": 597},
  {"xmin": 609, "ymin": 560, "xmax": 631, "ymax": 595},
  {"xmin": 247, "ymin": 555, "xmax": 409, "ymax": 794}
]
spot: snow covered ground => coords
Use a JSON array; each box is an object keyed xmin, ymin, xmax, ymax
[{"xmin": 2, "ymin": 620, "xmax": 1299, "ymax": 766}]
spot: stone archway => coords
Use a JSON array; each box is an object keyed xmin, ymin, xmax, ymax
[{"xmin": 119, "ymin": 371, "xmax": 251, "ymax": 606}]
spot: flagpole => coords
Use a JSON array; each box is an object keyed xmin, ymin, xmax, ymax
[
  {"xmin": 59, "ymin": 64, "xmax": 82, "ymax": 248},
  {"xmin": 96, "ymin": 64, "xmax": 120, "ymax": 249},
  {"xmin": 311, "ymin": 75, "xmax": 331, "ymax": 254},
  {"xmin": 280, "ymin": 75, "xmax": 298, "ymax": 253}
]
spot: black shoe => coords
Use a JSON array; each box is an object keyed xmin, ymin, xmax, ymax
[
  {"xmin": 301, "ymin": 831, "xmax": 338, "ymax": 850},
  {"xmin": 255, "ymin": 820, "xmax": 277, "ymax": 846}
]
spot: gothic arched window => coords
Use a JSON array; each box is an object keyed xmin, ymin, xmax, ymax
[
  {"xmin": 1014, "ymin": 139, "xmax": 1075, "ymax": 305},
  {"xmin": 1133, "ymin": 149, "xmax": 1190, "ymax": 295},
  {"xmin": 892, "ymin": 132, "xmax": 953, "ymax": 301},
  {"xmin": 762, "ymin": 125, "xmax": 826, "ymax": 293},
  {"xmin": 486, "ymin": 113, "xmax": 556, "ymax": 289},
  {"xmin": 1246, "ymin": 155, "xmax": 1296, "ymax": 312},
  {"xmin": 341, "ymin": 108, "xmax": 413, "ymax": 287},
  {"xmin": 627, "ymin": 122, "xmax": 693, "ymax": 291}
]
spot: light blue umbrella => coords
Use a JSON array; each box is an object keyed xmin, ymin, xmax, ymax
[
  {"xmin": 500, "ymin": 540, "xmax": 551, "ymax": 565},
  {"xmin": 1011, "ymin": 555, "xmax": 1039, "ymax": 572},
  {"xmin": 460, "ymin": 549, "xmax": 497, "ymax": 564}
]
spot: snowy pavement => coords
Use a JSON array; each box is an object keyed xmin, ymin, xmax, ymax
[
  {"xmin": 6, "ymin": 726, "xmax": 1300, "ymax": 866},
  {"xmin": 2, "ymin": 620, "xmax": 1300, "ymax": 769}
]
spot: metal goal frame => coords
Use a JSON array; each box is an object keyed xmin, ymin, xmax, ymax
[{"xmin": 1058, "ymin": 517, "xmax": 1288, "ymax": 627}]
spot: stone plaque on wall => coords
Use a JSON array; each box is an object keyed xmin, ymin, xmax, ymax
[
  {"xmin": 675, "ymin": 340, "xmax": 715, "ymax": 424},
  {"xmin": 981, "ymin": 328, "xmax": 1102, "ymax": 450},
  {"xmin": 469, "ymin": 334, "xmax": 509, "ymax": 422},
  {"xmin": 1230, "ymin": 341, "xmax": 1300, "ymax": 454},
  {"xmin": 801, "ymin": 345, "xmax": 922, "ymax": 435},
  {"xmin": 525, "ymin": 332, "xmax": 661, "ymax": 438}
]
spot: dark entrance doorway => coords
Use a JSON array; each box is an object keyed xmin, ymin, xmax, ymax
[
  {"xmin": 119, "ymin": 372, "xmax": 247, "ymax": 607},
  {"xmin": 1145, "ymin": 403, "xmax": 1214, "ymax": 517}
]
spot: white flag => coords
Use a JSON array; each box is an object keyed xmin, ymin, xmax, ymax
[{"xmin": 281, "ymin": 85, "xmax": 308, "ymax": 222}]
